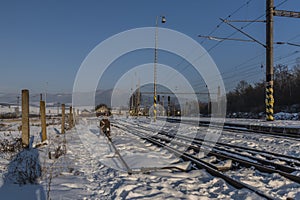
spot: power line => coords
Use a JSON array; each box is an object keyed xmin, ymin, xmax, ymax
[
  {"xmin": 163, "ymin": 0, "xmax": 296, "ymax": 96},
  {"xmin": 195, "ymin": 18, "xmax": 300, "ymax": 84},
  {"xmin": 274, "ymin": 0, "xmax": 289, "ymax": 9},
  {"xmin": 192, "ymin": 49, "xmax": 300, "ymax": 90},
  {"xmin": 219, "ymin": 54, "xmax": 300, "ymax": 92},
  {"xmin": 163, "ymin": 1, "xmax": 258, "ymax": 85},
  {"xmin": 200, "ymin": 0, "xmax": 254, "ymax": 44},
  {"xmin": 192, "ymin": 39, "xmax": 299, "ymax": 89},
  {"xmin": 226, "ymin": 59, "xmax": 300, "ymax": 92},
  {"xmin": 288, "ymin": 33, "xmax": 300, "ymax": 42},
  {"xmin": 193, "ymin": 0, "xmax": 297, "ymax": 92}
]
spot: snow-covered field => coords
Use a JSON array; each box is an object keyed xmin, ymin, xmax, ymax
[{"xmin": 0, "ymin": 116, "xmax": 300, "ymax": 199}]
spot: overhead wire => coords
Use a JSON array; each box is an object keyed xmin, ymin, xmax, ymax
[
  {"xmin": 194, "ymin": 50, "xmax": 299, "ymax": 93},
  {"xmin": 274, "ymin": 0, "xmax": 289, "ymax": 9},
  {"xmin": 193, "ymin": 49, "xmax": 300, "ymax": 91},
  {"xmin": 162, "ymin": 0, "xmax": 258, "ymax": 85},
  {"xmin": 160, "ymin": 0, "xmax": 296, "ymax": 98},
  {"xmin": 287, "ymin": 33, "xmax": 300, "ymax": 42},
  {"xmin": 200, "ymin": 0, "xmax": 254, "ymax": 44},
  {"xmin": 164, "ymin": 4, "xmax": 266, "ymax": 86},
  {"xmin": 192, "ymin": 0, "xmax": 296, "ymax": 92},
  {"xmin": 195, "ymin": 0, "xmax": 295, "ymax": 88}
]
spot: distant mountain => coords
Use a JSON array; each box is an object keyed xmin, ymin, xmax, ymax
[
  {"xmin": 0, "ymin": 85, "xmax": 182, "ymax": 109},
  {"xmin": 0, "ymin": 92, "xmax": 20, "ymax": 106},
  {"xmin": 0, "ymin": 89, "xmax": 115, "ymax": 107}
]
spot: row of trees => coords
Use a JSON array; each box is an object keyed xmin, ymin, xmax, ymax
[{"xmin": 227, "ymin": 63, "xmax": 300, "ymax": 114}]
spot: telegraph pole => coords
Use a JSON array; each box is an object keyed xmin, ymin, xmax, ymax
[{"xmin": 266, "ymin": 0, "xmax": 274, "ymax": 121}]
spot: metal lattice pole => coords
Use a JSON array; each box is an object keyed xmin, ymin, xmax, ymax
[{"xmin": 153, "ymin": 16, "xmax": 158, "ymax": 122}]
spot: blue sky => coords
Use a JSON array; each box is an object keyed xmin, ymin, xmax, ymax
[{"xmin": 0, "ymin": 0, "xmax": 300, "ymax": 94}]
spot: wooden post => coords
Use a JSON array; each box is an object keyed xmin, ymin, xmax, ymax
[
  {"xmin": 22, "ymin": 89, "xmax": 30, "ymax": 148},
  {"xmin": 61, "ymin": 104, "xmax": 65, "ymax": 134},
  {"xmin": 69, "ymin": 106, "xmax": 73, "ymax": 129},
  {"xmin": 40, "ymin": 100, "xmax": 47, "ymax": 142}
]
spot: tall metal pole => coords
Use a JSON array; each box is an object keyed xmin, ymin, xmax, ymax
[
  {"xmin": 154, "ymin": 16, "xmax": 158, "ymax": 122},
  {"xmin": 16, "ymin": 96, "xmax": 20, "ymax": 116},
  {"xmin": 162, "ymin": 96, "xmax": 165, "ymax": 116},
  {"xmin": 130, "ymin": 87, "xmax": 133, "ymax": 115},
  {"xmin": 266, "ymin": 0, "xmax": 274, "ymax": 121},
  {"xmin": 45, "ymin": 82, "xmax": 48, "ymax": 107},
  {"xmin": 153, "ymin": 16, "xmax": 166, "ymax": 121},
  {"xmin": 137, "ymin": 78, "xmax": 140, "ymax": 116}
]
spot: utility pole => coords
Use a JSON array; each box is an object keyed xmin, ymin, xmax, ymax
[
  {"xmin": 130, "ymin": 87, "xmax": 133, "ymax": 115},
  {"xmin": 265, "ymin": 0, "xmax": 300, "ymax": 121},
  {"xmin": 167, "ymin": 96, "xmax": 170, "ymax": 117},
  {"xmin": 162, "ymin": 96, "xmax": 165, "ymax": 116},
  {"xmin": 153, "ymin": 16, "xmax": 166, "ymax": 122},
  {"xmin": 265, "ymin": 0, "xmax": 274, "ymax": 121},
  {"xmin": 217, "ymin": 86, "xmax": 221, "ymax": 117},
  {"xmin": 153, "ymin": 16, "xmax": 158, "ymax": 122},
  {"xmin": 206, "ymin": 85, "xmax": 210, "ymax": 116},
  {"xmin": 45, "ymin": 82, "xmax": 48, "ymax": 111},
  {"xmin": 137, "ymin": 79, "xmax": 140, "ymax": 116},
  {"xmin": 16, "ymin": 96, "xmax": 20, "ymax": 116},
  {"xmin": 201, "ymin": 0, "xmax": 299, "ymax": 121},
  {"xmin": 17, "ymin": 96, "xmax": 20, "ymax": 106}
]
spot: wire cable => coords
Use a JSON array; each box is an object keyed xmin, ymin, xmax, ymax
[{"xmin": 200, "ymin": 0, "xmax": 254, "ymax": 44}]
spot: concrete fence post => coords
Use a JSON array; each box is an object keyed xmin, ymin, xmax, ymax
[
  {"xmin": 40, "ymin": 100, "xmax": 47, "ymax": 142},
  {"xmin": 73, "ymin": 107, "xmax": 76, "ymax": 125},
  {"xmin": 22, "ymin": 89, "xmax": 30, "ymax": 148},
  {"xmin": 69, "ymin": 106, "xmax": 73, "ymax": 129},
  {"xmin": 61, "ymin": 104, "xmax": 65, "ymax": 134}
]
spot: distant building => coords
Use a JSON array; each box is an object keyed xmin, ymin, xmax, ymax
[
  {"xmin": 80, "ymin": 109, "xmax": 94, "ymax": 117},
  {"xmin": 95, "ymin": 104, "xmax": 111, "ymax": 116}
]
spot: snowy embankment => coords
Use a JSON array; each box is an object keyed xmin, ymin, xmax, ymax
[{"xmin": 0, "ymin": 117, "xmax": 266, "ymax": 199}]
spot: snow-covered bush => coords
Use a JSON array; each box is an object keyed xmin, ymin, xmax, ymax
[
  {"xmin": 274, "ymin": 112, "xmax": 299, "ymax": 120},
  {"xmin": 4, "ymin": 148, "xmax": 42, "ymax": 185}
]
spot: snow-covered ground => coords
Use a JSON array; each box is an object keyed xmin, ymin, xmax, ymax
[
  {"xmin": 175, "ymin": 116, "xmax": 300, "ymax": 129},
  {"xmin": 0, "ymin": 116, "xmax": 300, "ymax": 199}
]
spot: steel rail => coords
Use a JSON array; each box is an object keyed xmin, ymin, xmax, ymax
[{"xmin": 113, "ymin": 122, "xmax": 276, "ymax": 200}]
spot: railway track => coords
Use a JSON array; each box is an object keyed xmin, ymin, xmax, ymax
[
  {"xmin": 158, "ymin": 131, "xmax": 300, "ymax": 170},
  {"xmin": 127, "ymin": 121, "xmax": 300, "ymax": 182},
  {"xmin": 135, "ymin": 118, "xmax": 300, "ymax": 166},
  {"xmin": 164, "ymin": 117, "xmax": 300, "ymax": 139},
  {"xmin": 112, "ymin": 119, "xmax": 300, "ymax": 199}
]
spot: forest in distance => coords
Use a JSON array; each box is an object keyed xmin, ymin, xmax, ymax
[{"xmin": 226, "ymin": 63, "xmax": 300, "ymax": 116}]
